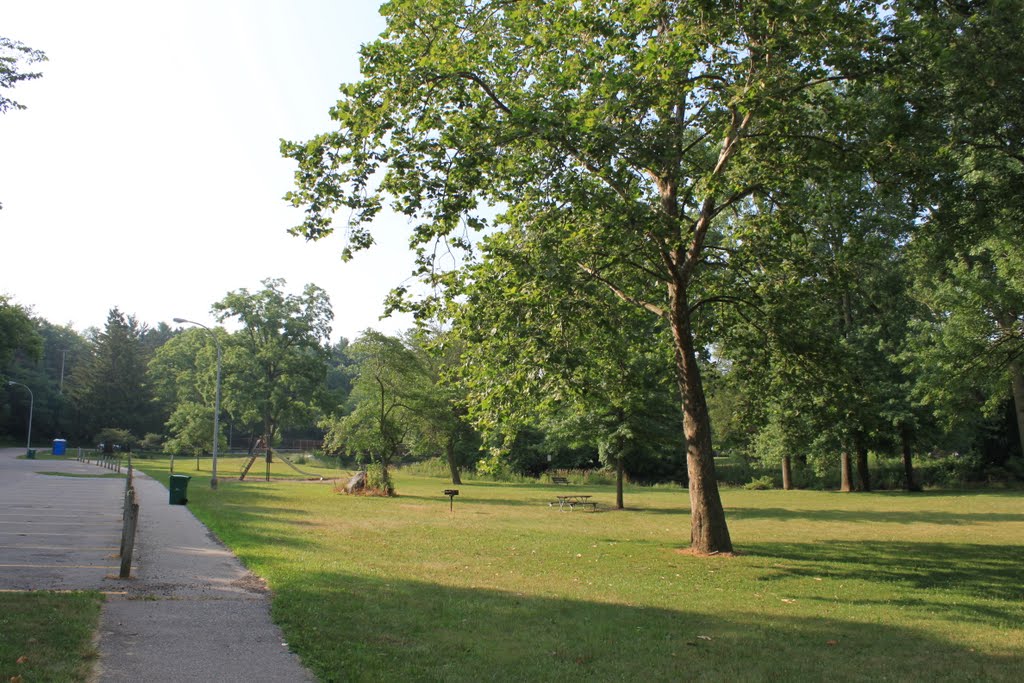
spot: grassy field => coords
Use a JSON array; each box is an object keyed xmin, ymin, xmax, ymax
[
  {"xmin": 0, "ymin": 591, "xmax": 103, "ymax": 682},
  {"xmin": 131, "ymin": 456, "xmax": 1023, "ymax": 682}
]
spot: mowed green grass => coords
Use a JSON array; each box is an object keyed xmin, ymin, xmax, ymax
[
  {"xmin": 0, "ymin": 591, "xmax": 103, "ymax": 682},
  {"xmin": 134, "ymin": 458, "xmax": 1024, "ymax": 682}
]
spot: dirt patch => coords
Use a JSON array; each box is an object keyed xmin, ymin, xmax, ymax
[
  {"xmin": 673, "ymin": 547, "xmax": 740, "ymax": 558},
  {"xmin": 231, "ymin": 573, "xmax": 270, "ymax": 594}
]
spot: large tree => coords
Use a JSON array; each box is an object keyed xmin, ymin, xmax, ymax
[
  {"xmin": 718, "ymin": 163, "xmax": 922, "ymax": 492},
  {"xmin": 404, "ymin": 329, "xmax": 479, "ymax": 486},
  {"xmin": 886, "ymin": 0, "xmax": 1024, "ymax": 461},
  {"xmin": 0, "ymin": 296, "xmax": 40, "ymax": 369},
  {"xmin": 0, "ymin": 297, "xmax": 42, "ymax": 444},
  {"xmin": 72, "ymin": 308, "xmax": 161, "ymax": 440},
  {"xmin": 323, "ymin": 330, "xmax": 428, "ymax": 494},
  {"xmin": 454, "ymin": 228, "xmax": 683, "ymax": 507},
  {"xmin": 149, "ymin": 327, "xmax": 229, "ymax": 457},
  {"xmin": 284, "ymin": 0, "xmax": 884, "ymax": 553},
  {"xmin": 3, "ymin": 318, "xmax": 91, "ymax": 444},
  {"xmin": 213, "ymin": 278, "xmax": 333, "ymax": 460}
]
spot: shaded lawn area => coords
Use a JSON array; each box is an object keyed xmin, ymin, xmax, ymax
[
  {"xmin": 0, "ymin": 591, "xmax": 103, "ymax": 682},
  {"xmin": 36, "ymin": 471, "xmax": 125, "ymax": 478},
  {"xmin": 134, "ymin": 462, "xmax": 1024, "ymax": 682}
]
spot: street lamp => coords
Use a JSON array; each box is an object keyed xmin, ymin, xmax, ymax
[
  {"xmin": 8, "ymin": 381, "xmax": 33, "ymax": 456},
  {"xmin": 173, "ymin": 318, "xmax": 222, "ymax": 490}
]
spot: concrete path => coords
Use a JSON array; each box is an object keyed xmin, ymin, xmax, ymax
[{"xmin": 0, "ymin": 447, "xmax": 316, "ymax": 682}]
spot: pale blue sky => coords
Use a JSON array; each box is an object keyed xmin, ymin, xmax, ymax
[{"xmin": 1, "ymin": 0, "xmax": 415, "ymax": 341}]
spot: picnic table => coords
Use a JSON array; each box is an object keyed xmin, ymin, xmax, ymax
[{"xmin": 550, "ymin": 494, "xmax": 597, "ymax": 511}]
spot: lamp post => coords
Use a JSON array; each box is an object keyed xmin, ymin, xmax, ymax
[
  {"xmin": 8, "ymin": 381, "xmax": 33, "ymax": 456},
  {"xmin": 173, "ymin": 318, "xmax": 222, "ymax": 490}
]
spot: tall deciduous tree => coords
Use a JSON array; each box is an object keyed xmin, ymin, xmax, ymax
[
  {"xmin": 213, "ymin": 278, "xmax": 333, "ymax": 460},
  {"xmin": 0, "ymin": 296, "xmax": 40, "ymax": 369},
  {"xmin": 149, "ymin": 327, "xmax": 229, "ymax": 457},
  {"xmin": 284, "ymin": 0, "xmax": 885, "ymax": 553},
  {"xmin": 404, "ymin": 329, "xmax": 478, "ymax": 486},
  {"xmin": 719, "ymin": 165, "xmax": 921, "ymax": 493},
  {"xmin": 454, "ymin": 227, "xmax": 682, "ymax": 508},
  {"xmin": 887, "ymin": 0, "xmax": 1024, "ymax": 461},
  {"xmin": 323, "ymin": 330, "xmax": 427, "ymax": 494},
  {"xmin": 4, "ymin": 319, "xmax": 91, "ymax": 443},
  {"xmin": 1, "ymin": 297, "xmax": 42, "ymax": 443}
]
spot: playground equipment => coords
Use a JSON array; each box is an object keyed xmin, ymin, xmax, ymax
[{"xmin": 238, "ymin": 437, "xmax": 324, "ymax": 481}]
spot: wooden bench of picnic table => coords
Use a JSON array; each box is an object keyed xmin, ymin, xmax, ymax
[{"xmin": 549, "ymin": 494, "xmax": 597, "ymax": 511}]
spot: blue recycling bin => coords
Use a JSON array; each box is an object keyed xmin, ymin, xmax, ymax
[{"xmin": 53, "ymin": 439, "xmax": 67, "ymax": 456}]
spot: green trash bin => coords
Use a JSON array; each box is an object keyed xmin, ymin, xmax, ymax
[
  {"xmin": 169, "ymin": 474, "xmax": 191, "ymax": 505},
  {"xmin": 26, "ymin": 449, "xmax": 36, "ymax": 460}
]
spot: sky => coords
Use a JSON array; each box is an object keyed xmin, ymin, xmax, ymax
[{"xmin": 1, "ymin": 0, "xmax": 417, "ymax": 342}]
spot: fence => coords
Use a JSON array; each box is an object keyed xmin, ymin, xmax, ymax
[
  {"xmin": 76, "ymin": 446, "xmax": 123, "ymax": 473},
  {"xmin": 119, "ymin": 461, "xmax": 139, "ymax": 579},
  {"xmin": 77, "ymin": 447, "xmax": 137, "ymax": 578}
]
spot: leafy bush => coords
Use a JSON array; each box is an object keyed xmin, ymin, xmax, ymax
[
  {"xmin": 585, "ymin": 468, "xmax": 618, "ymax": 486},
  {"xmin": 1005, "ymin": 456, "xmax": 1024, "ymax": 480},
  {"xmin": 477, "ymin": 451, "xmax": 512, "ymax": 480},
  {"xmin": 94, "ymin": 427, "xmax": 138, "ymax": 451},
  {"xmin": 400, "ymin": 457, "xmax": 453, "ymax": 478},
  {"xmin": 140, "ymin": 433, "xmax": 163, "ymax": 452},
  {"xmin": 366, "ymin": 462, "xmax": 395, "ymax": 495},
  {"xmin": 743, "ymin": 475, "xmax": 776, "ymax": 490}
]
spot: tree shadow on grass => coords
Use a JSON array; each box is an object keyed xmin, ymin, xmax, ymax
[
  {"xmin": 179, "ymin": 488, "xmax": 324, "ymax": 554},
  {"xmin": 744, "ymin": 540, "xmax": 1024, "ymax": 605},
  {"xmin": 396, "ymin": 492, "xmax": 616, "ymax": 511},
  {"xmin": 725, "ymin": 506, "xmax": 1024, "ymax": 525},
  {"xmin": 272, "ymin": 570, "xmax": 1022, "ymax": 683},
  {"xmin": 396, "ymin": 493, "xmax": 549, "ymax": 508}
]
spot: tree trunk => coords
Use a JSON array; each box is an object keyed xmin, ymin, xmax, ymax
[
  {"xmin": 1010, "ymin": 361, "xmax": 1024, "ymax": 460},
  {"xmin": 854, "ymin": 431, "xmax": 871, "ymax": 492},
  {"xmin": 263, "ymin": 414, "xmax": 276, "ymax": 463},
  {"xmin": 840, "ymin": 447, "xmax": 854, "ymax": 492},
  {"xmin": 838, "ymin": 290, "xmax": 861, "ymax": 494},
  {"xmin": 781, "ymin": 455, "xmax": 793, "ymax": 490},
  {"xmin": 900, "ymin": 423, "xmax": 920, "ymax": 492},
  {"xmin": 616, "ymin": 455, "xmax": 624, "ymax": 510},
  {"xmin": 669, "ymin": 287, "xmax": 732, "ymax": 554},
  {"xmin": 446, "ymin": 437, "xmax": 462, "ymax": 485}
]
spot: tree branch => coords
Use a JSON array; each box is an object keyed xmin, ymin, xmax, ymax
[
  {"xmin": 452, "ymin": 71, "xmax": 512, "ymax": 113},
  {"xmin": 577, "ymin": 262, "xmax": 667, "ymax": 319}
]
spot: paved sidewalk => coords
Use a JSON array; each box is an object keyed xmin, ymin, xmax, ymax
[{"xmin": 0, "ymin": 448, "xmax": 316, "ymax": 682}]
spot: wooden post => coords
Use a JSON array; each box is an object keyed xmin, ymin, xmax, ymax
[
  {"xmin": 119, "ymin": 486, "xmax": 135, "ymax": 558},
  {"xmin": 119, "ymin": 502, "xmax": 139, "ymax": 579}
]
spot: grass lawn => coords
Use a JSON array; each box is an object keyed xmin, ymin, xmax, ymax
[
  {"xmin": 0, "ymin": 591, "xmax": 103, "ymax": 682},
  {"xmin": 132, "ymin": 456, "xmax": 1024, "ymax": 682}
]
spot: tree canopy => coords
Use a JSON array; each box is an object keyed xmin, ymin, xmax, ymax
[
  {"xmin": 0, "ymin": 36, "xmax": 46, "ymax": 115},
  {"xmin": 283, "ymin": 0, "xmax": 890, "ymax": 553},
  {"xmin": 213, "ymin": 278, "xmax": 333, "ymax": 455}
]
